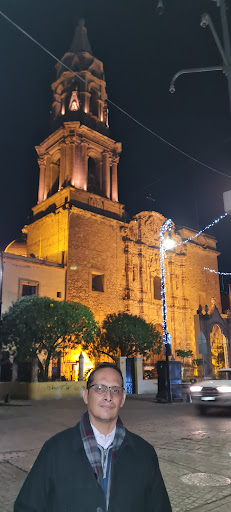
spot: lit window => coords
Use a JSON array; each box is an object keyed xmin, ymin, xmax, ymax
[
  {"xmin": 92, "ymin": 273, "xmax": 104, "ymax": 292},
  {"xmin": 69, "ymin": 90, "xmax": 79, "ymax": 111},
  {"xmin": 19, "ymin": 279, "xmax": 39, "ymax": 298}
]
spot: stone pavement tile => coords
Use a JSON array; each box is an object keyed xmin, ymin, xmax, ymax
[
  {"xmin": 9, "ymin": 449, "xmax": 39, "ymax": 472},
  {"xmin": 190, "ymin": 494, "xmax": 231, "ymax": 511},
  {"xmin": 155, "ymin": 439, "xmax": 231, "ymax": 479},
  {"xmin": 0, "ymin": 462, "xmax": 26, "ymax": 512},
  {"xmin": 159, "ymin": 459, "xmax": 231, "ymax": 512}
]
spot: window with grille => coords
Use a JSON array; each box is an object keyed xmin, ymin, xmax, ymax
[{"xmin": 19, "ymin": 279, "xmax": 39, "ymax": 298}]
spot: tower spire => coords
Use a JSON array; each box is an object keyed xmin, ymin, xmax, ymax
[
  {"xmin": 70, "ymin": 19, "xmax": 92, "ymax": 54},
  {"xmin": 52, "ymin": 20, "xmax": 109, "ymax": 132}
]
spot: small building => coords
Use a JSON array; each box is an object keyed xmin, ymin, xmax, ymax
[{"xmin": 1, "ymin": 251, "xmax": 66, "ymax": 315}]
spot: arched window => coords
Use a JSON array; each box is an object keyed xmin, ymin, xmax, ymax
[
  {"xmin": 51, "ymin": 158, "xmax": 60, "ymax": 195},
  {"xmin": 89, "ymin": 89, "xmax": 98, "ymax": 117},
  {"xmin": 210, "ymin": 324, "xmax": 226, "ymax": 373},
  {"xmin": 88, "ymin": 157, "xmax": 100, "ymax": 195},
  {"xmin": 69, "ymin": 90, "xmax": 79, "ymax": 112},
  {"xmin": 153, "ymin": 276, "xmax": 161, "ymax": 301},
  {"xmin": 47, "ymin": 156, "xmax": 60, "ymax": 197}
]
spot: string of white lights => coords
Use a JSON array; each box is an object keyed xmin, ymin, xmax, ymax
[
  {"xmin": 160, "ymin": 219, "xmax": 173, "ymax": 346},
  {"xmin": 174, "ymin": 212, "xmax": 228, "ymax": 248},
  {"xmin": 1, "ymin": 9, "xmax": 231, "ymax": 180},
  {"xmin": 204, "ymin": 267, "xmax": 231, "ymax": 276}
]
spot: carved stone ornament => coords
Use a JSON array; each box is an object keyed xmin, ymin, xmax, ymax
[{"xmin": 89, "ymin": 197, "xmax": 104, "ymax": 209}]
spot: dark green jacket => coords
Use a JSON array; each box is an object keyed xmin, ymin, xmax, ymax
[{"xmin": 14, "ymin": 423, "xmax": 172, "ymax": 512}]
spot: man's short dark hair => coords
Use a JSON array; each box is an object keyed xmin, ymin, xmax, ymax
[{"xmin": 87, "ymin": 362, "xmax": 124, "ymax": 389}]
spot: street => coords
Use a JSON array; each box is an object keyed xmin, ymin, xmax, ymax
[{"xmin": 1, "ymin": 397, "xmax": 231, "ymax": 511}]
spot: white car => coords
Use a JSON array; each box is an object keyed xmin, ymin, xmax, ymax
[{"xmin": 190, "ymin": 368, "xmax": 231, "ymax": 413}]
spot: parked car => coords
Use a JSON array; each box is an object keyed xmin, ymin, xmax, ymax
[{"xmin": 190, "ymin": 368, "xmax": 231, "ymax": 413}]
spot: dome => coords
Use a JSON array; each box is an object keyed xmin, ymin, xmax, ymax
[{"xmin": 5, "ymin": 237, "xmax": 27, "ymax": 257}]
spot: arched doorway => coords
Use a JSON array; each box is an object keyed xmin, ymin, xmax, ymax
[{"xmin": 210, "ymin": 324, "xmax": 227, "ymax": 374}]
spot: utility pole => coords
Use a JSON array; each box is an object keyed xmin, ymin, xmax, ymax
[
  {"xmin": 169, "ymin": 0, "xmax": 231, "ymax": 114},
  {"xmin": 220, "ymin": 0, "xmax": 231, "ymax": 110}
]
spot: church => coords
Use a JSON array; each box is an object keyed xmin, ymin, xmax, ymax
[{"xmin": 2, "ymin": 20, "xmax": 226, "ymax": 380}]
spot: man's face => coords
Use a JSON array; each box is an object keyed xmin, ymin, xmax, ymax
[{"xmin": 83, "ymin": 368, "xmax": 126, "ymax": 428}]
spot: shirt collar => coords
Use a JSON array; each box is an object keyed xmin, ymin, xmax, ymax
[{"xmin": 91, "ymin": 423, "xmax": 116, "ymax": 449}]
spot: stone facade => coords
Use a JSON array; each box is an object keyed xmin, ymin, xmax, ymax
[{"xmin": 19, "ymin": 202, "xmax": 221, "ymax": 357}]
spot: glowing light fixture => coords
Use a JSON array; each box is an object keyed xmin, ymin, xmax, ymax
[{"xmin": 164, "ymin": 233, "xmax": 175, "ymax": 251}]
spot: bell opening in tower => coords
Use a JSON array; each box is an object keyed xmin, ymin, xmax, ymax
[{"xmin": 87, "ymin": 157, "xmax": 101, "ymax": 196}]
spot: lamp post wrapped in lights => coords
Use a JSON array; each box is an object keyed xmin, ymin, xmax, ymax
[{"xmin": 159, "ymin": 218, "xmax": 175, "ymax": 402}]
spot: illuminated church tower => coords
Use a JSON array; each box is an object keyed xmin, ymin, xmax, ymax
[
  {"xmin": 36, "ymin": 19, "xmax": 122, "ymax": 212},
  {"xmin": 23, "ymin": 21, "xmax": 125, "ymax": 322}
]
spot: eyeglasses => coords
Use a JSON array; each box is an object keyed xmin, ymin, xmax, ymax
[{"xmin": 88, "ymin": 384, "xmax": 124, "ymax": 395}]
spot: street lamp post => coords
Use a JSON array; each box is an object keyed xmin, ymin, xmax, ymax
[
  {"xmin": 160, "ymin": 218, "xmax": 175, "ymax": 403},
  {"xmin": 169, "ymin": 0, "xmax": 231, "ymax": 115}
]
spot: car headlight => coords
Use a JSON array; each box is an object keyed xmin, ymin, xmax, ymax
[
  {"xmin": 216, "ymin": 386, "xmax": 231, "ymax": 393},
  {"xmin": 190, "ymin": 385, "xmax": 202, "ymax": 392}
]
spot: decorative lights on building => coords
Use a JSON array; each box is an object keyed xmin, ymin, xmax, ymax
[
  {"xmin": 175, "ymin": 213, "xmax": 228, "ymax": 248},
  {"xmin": 204, "ymin": 267, "xmax": 231, "ymax": 276},
  {"xmin": 159, "ymin": 219, "xmax": 175, "ymax": 347}
]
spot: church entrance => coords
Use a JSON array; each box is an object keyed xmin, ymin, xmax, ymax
[{"xmin": 210, "ymin": 324, "xmax": 227, "ymax": 375}]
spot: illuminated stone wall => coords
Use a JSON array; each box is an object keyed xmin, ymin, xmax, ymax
[
  {"xmin": 65, "ymin": 208, "xmax": 220, "ymax": 355},
  {"xmin": 25, "ymin": 208, "xmax": 69, "ymax": 265},
  {"xmin": 66, "ymin": 207, "xmax": 125, "ymax": 324},
  {"xmin": 17, "ymin": 195, "xmax": 221, "ymax": 359},
  {"xmin": 119, "ymin": 211, "xmax": 221, "ymax": 356}
]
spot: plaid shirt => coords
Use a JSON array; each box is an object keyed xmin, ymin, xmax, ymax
[{"xmin": 80, "ymin": 411, "xmax": 125, "ymax": 509}]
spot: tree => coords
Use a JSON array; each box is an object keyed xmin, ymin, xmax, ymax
[
  {"xmin": 0, "ymin": 296, "xmax": 99, "ymax": 380},
  {"xmin": 175, "ymin": 349, "xmax": 193, "ymax": 380},
  {"xmin": 89, "ymin": 312, "xmax": 162, "ymax": 360}
]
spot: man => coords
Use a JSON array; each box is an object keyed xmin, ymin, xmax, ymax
[{"xmin": 14, "ymin": 362, "xmax": 172, "ymax": 512}]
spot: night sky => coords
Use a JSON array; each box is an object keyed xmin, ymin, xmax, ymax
[{"xmin": 1, "ymin": 0, "xmax": 231, "ymax": 291}]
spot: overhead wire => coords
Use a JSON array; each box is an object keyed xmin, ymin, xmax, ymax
[{"xmin": 1, "ymin": 9, "xmax": 231, "ymax": 180}]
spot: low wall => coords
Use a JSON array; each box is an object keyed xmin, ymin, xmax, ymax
[
  {"xmin": 136, "ymin": 378, "xmax": 158, "ymax": 395},
  {"xmin": 0, "ymin": 381, "xmax": 86, "ymax": 400}
]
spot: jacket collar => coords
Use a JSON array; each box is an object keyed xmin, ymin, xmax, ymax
[{"xmin": 73, "ymin": 423, "xmax": 131, "ymax": 454}]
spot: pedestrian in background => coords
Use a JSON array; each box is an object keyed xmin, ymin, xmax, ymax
[{"xmin": 14, "ymin": 362, "xmax": 172, "ymax": 511}]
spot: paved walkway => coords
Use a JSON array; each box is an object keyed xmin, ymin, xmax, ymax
[{"xmin": 1, "ymin": 398, "xmax": 231, "ymax": 511}]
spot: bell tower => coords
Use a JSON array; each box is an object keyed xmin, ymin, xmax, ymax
[{"xmin": 35, "ymin": 19, "xmax": 122, "ymax": 215}]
